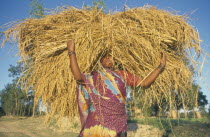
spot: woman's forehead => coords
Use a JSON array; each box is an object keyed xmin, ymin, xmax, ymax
[{"xmin": 101, "ymin": 52, "xmax": 111, "ymax": 58}]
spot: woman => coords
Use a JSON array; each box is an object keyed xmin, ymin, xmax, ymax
[{"xmin": 67, "ymin": 40, "xmax": 166, "ymax": 137}]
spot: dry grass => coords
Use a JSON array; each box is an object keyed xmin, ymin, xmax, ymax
[{"xmin": 1, "ymin": 5, "xmax": 203, "ymax": 126}]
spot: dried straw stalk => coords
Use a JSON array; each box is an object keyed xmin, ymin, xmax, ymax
[{"xmin": 1, "ymin": 5, "xmax": 202, "ymax": 124}]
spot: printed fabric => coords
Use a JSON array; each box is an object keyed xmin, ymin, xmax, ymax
[{"xmin": 76, "ymin": 68, "xmax": 139, "ymax": 137}]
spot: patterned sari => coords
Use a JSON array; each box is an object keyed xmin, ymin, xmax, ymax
[{"xmin": 76, "ymin": 68, "xmax": 139, "ymax": 137}]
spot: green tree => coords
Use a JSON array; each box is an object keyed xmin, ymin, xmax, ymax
[
  {"xmin": 92, "ymin": 0, "xmax": 105, "ymax": 9},
  {"xmin": 30, "ymin": 0, "xmax": 44, "ymax": 18},
  {"xmin": 149, "ymin": 82, "xmax": 208, "ymax": 118},
  {"xmin": 197, "ymin": 88, "xmax": 208, "ymax": 107},
  {"xmin": 0, "ymin": 62, "xmax": 34, "ymax": 116},
  {"xmin": 0, "ymin": 83, "xmax": 16, "ymax": 115},
  {"xmin": 175, "ymin": 83, "xmax": 208, "ymax": 118},
  {"xmin": 83, "ymin": 0, "xmax": 106, "ymax": 12},
  {"xmin": 29, "ymin": 0, "xmax": 45, "ymax": 116},
  {"xmin": 208, "ymin": 105, "xmax": 210, "ymax": 114},
  {"xmin": 0, "ymin": 82, "xmax": 30, "ymax": 116},
  {"xmin": 0, "ymin": 106, "xmax": 5, "ymax": 117}
]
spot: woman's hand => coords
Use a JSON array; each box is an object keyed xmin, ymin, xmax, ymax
[
  {"xmin": 67, "ymin": 40, "xmax": 75, "ymax": 51},
  {"xmin": 160, "ymin": 52, "xmax": 166, "ymax": 67}
]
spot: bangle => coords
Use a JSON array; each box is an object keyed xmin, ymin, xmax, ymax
[
  {"xmin": 68, "ymin": 51, "xmax": 76, "ymax": 56},
  {"xmin": 76, "ymin": 80, "xmax": 84, "ymax": 84},
  {"xmin": 157, "ymin": 64, "xmax": 165, "ymax": 72}
]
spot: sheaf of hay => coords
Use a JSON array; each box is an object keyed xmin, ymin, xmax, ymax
[{"xmin": 1, "ymin": 5, "xmax": 203, "ymax": 127}]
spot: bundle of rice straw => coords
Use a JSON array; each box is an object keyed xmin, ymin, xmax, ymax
[{"xmin": 1, "ymin": 5, "xmax": 202, "ymax": 125}]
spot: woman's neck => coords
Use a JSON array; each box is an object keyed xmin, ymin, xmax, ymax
[{"xmin": 103, "ymin": 66, "xmax": 113, "ymax": 70}]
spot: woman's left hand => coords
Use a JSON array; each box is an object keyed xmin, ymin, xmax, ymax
[{"xmin": 160, "ymin": 52, "xmax": 166, "ymax": 67}]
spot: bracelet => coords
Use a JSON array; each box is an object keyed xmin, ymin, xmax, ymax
[
  {"xmin": 157, "ymin": 64, "xmax": 165, "ymax": 72},
  {"xmin": 68, "ymin": 51, "xmax": 76, "ymax": 56},
  {"xmin": 76, "ymin": 80, "xmax": 84, "ymax": 84}
]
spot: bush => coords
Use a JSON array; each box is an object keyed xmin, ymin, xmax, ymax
[{"xmin": 0, "ymin": 107, "xmax": 6, "ymax": 117}]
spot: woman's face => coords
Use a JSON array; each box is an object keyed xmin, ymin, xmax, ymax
[{"xmin": 101, "ymin": 54, "xmax": 114, "ymax": 68}]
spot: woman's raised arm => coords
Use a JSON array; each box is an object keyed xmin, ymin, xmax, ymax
[
  {"xmin": 67, "ymin": 40, "xmax": 84, "ymax": 81},
  {"xmin": 137, "ymin": 52, "xmax": 166, "ymax": 88}
]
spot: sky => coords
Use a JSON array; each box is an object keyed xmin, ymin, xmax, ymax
[{"xmin": 0, "ymin": 0, "xmax": 210, "ymax": 108}]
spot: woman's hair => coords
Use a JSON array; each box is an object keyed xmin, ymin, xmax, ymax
[
  {"xmin": 89, "ymin": 49, "xmax": 123, "ymax": 71},
  {"xmin": 89, "ymin": 50, "xmax": 111, "ymax": 71}
]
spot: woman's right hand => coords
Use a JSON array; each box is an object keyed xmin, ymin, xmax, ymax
[{"xmin": 67, "ymin": 40, "xmax": 75, "ymax": 51}]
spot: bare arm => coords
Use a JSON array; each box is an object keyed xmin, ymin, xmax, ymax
[
  {"xmin": 138, "ymin": 53, "xmax": 166, "ymax": 88},
  {"xmin": 67, "ymin": 40, "xmax": 84, "ymax": 81}
]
